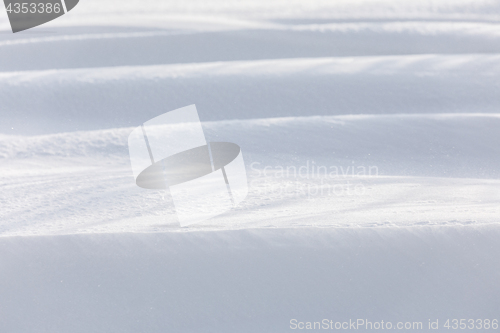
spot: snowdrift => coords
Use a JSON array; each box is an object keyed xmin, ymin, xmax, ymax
[
  {"xmin": 1, "ymin": 114, "xmax": 499, "ymax": 235},
  {"xmin": 1, "ymin": 226, "xmax": 499, "ymax": 332},
  {"xmin": 2, "ymin": 55, "xmax": 500, "ymax": 135},
  {"xmin": 1, "ymin": 0, "xmax": 499, "ymax": 331}
]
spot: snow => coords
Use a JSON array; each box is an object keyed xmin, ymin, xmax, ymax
[
  {"xmin": 1, "ymin": 113, "xmax": 500, "ymax": 236},
  {"xmin": 2, "ymin": 55, "xmax": 500, "ymax": 135},
  {"xmin": 1, "ymin": 227, "xmax": 499, "ymax": 332},
  {"xmin": 0, "ymin": 0, "xmax": 499, "ymax": 331}
]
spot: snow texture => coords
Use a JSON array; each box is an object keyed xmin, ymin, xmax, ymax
[{"xmin": 0, "ymin": 0, "xmax": 499, "ymax": 331}]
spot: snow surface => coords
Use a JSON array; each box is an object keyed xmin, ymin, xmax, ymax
[{"xmin": 0, "ymin": 0, "xmax": 499, "ymax": 331}]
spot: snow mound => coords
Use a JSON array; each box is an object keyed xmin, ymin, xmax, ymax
[
  {"xmin": 1, "ymin": 1, "xmax": 499, "ymax": 331},
  {"xmin": 1, "ymin": 114, "xmax": 499, "ymax": 236},
  {"xmin": 2, "ymin": 55, "xmax": 500, "ymax": 135}
]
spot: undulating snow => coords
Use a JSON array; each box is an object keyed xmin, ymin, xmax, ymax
[{"xmin": 0, "ymin": 0, "xmax": 499, "ymax": 332}]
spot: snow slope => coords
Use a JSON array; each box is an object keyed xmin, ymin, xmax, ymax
[
  {"xmin": 0, "ymin": 0, "xmax": 499, "ymax": 332},
  {"xmin": 2, "ymin": 54, "xmax": 500, "ymax": 135},
  {"xmin": 1, "ymin": 227, "xmax": 499, "ymax": 332},
  {"xmin": 1, "ymin": 113, "xmax": 500, "ymax": 236}
]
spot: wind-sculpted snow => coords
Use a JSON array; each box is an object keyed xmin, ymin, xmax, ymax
[
  {"xmin": 1, "ymin": 114, "xmax": 499, "ymax": 236},
  {"xmin": 2, "ymin": 0, "xmax": 500, "ymax": 33},
  {"xmin": 1, "ymin": 0, "xmax": 499, "ymax": 331},
  {"xmin": 0, "ymin": 129, "xmax": 128, "ymax": 160},
  {"xmin": 2, "ymin": 55, "xmax": 500, "ymax": 135},
  {"xmin": 3, "ymin": 24, "xmax": 500, "ymax": 72},
  {"xmin": 2, "ymin": 113, "xmax": 500, "ymax": 174}
]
